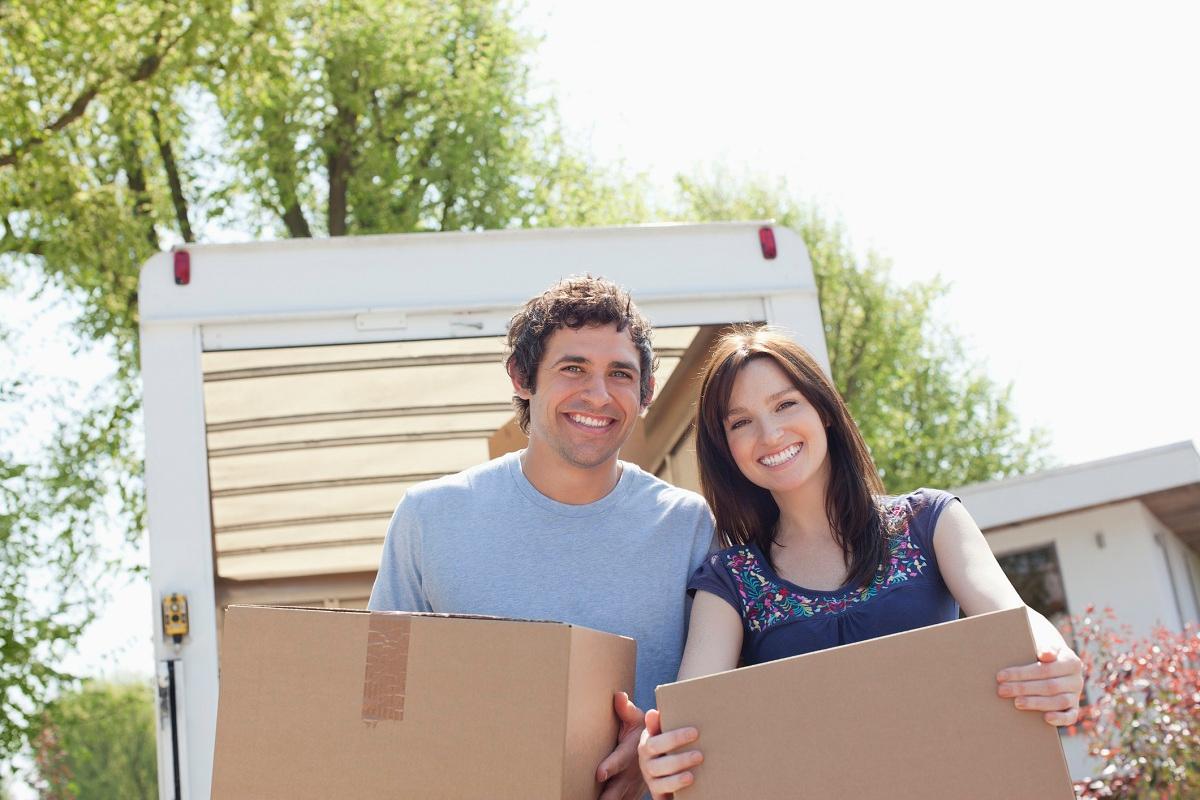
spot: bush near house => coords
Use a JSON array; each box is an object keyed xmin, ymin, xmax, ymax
[{"xmin": 1071, "ymin": 607, "xmax": 1200, "ymax": 799}]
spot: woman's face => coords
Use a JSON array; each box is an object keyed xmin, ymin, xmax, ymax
[{"xmin": 723, "ymin": 357, "xmax": 829, "ymax": 496}]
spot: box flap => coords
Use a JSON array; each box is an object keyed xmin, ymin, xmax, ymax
[{"xmin": 562, "ymin": 626, "xmax": 638, "ymax": 798}]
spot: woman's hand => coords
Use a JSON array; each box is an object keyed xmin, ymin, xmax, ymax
[
  {"xmin": 997, "ymin": 623, "xmax": 1084, "ymax": 726},
  {"xmin": 638, "ymin": 708, "xmax": 703, "ymax": 800},
  {"xmin": 933, "ymin": 501, "xmax": 1085, "ymax": 724}
]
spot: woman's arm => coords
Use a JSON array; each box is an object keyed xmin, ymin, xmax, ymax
[
  {"xmin": 934, "ymin": 499, "xmax": 1083, "ymax": 726},
  {"xmin": 638, "ymin": 591, "xmax": 742, "ymax": 799}
]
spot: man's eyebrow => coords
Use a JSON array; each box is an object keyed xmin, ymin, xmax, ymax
[
  {"xmin": 724, "ymin": 387, "xmax": 798, "ymax": 419},
  {"xmin": 549, "ymin": 355, "xmax": 639, "ymax": 374}
]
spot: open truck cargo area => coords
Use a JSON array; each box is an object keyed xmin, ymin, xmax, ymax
[{"xmin": 138, "ymin": 222, "xmax": 827, "ymax": 798}]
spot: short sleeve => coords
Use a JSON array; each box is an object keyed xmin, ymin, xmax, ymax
[
  {"xmin": 368, "ymin": 492, "xmax": 434, "ymax": 612},
  {"xmin": 687, "ymin": 551, "xmax": 745, "ymax": 619},
  {"xmin": 909, "ymin": 488, "xmax": 961, "ymax": 564}
]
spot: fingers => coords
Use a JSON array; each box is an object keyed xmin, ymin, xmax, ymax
[
  {"xmin": 997, "ymin": 651, "xmax": 1082, "ymax": 683},
  {"xmin": 648, "ymin": 768, "xmax": 696, "ymax": 799},
  {"xmin": 598, "ymin": 693, "xmax": 646, "ymax": 782},
  {"xmin": 997, "ymin": 675, "xmax": 1082, "ymax": 699},
  {"xmin": 638, "ymin": 721, "xmax": 703, "ymax": 799},
  {"xmin": 644, "ymin": 749, "xmax": 704, "ymax": 779},
  {"xmin": 614, "ymin": 691, "xmax": 645, "ymax": 727},
  {"xmin": 1043, "ymin": 708, "xmax": 1080, "ymax": 727},
  {"xmin": 639, "ymin": 726, "xmax": 700, "ymax": 759},
  {"xmin": 1006, "ymin": 692, "xmax": 1080, "ymax": 713},
  {"xmin": 597, "ymin": 731, "xmax": 639, "ymax": 782}
]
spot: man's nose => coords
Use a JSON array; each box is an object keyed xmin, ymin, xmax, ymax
[{"xmin": 579, "ymin": 373, "xmax": 612, "ymax": 404}]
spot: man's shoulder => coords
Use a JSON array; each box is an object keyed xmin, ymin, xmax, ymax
[
  {"xmin": 403, "ymin": 454, "xmax": 514, "ymax": 508},
  {"xmin": 620, "ymin": 461, "xmax": 711, "ymax": 516}
]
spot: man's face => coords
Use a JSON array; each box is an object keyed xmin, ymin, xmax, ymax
[{"xmin": 512, "ymin": 323, "xmax": 652, "ymax": 470}]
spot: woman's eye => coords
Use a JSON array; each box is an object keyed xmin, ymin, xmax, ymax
[
  {"xmin": 778, "ymin": 400, "xmax": 797, "ymax": 411},
  {"xmin": 729, "ymin": 419, "xmax": 748, "ymax": 430}
]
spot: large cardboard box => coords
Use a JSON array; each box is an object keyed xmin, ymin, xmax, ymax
[
  {"xmin": 657, "ymin": 607, "xmax": 1074, "ymax": 799},
  {"xmin": 212, "ymin": 605, "xmax": 636, "ymax": 799}
]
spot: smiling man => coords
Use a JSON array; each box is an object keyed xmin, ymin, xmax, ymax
[{"xmin": 368, "ymin": 276, "xmax": 715, "ymax": 800}]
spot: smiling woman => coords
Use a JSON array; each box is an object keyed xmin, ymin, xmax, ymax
[{"xmin": 638, "ymin": 325, "xmax": 1086, "ymax": 800}]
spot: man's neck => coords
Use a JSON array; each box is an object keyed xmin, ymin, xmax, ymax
[{"xmin": 520, "ymin": 444, "xmax": 622, "ymax": 505}]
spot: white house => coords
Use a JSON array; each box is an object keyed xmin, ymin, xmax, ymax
[{"xmin": 956, "ymin": 440, "xmax": 1200, "ymax": 777}]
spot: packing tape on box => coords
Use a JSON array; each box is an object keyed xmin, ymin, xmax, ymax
[{"xmin": 361, "ymin": 613, "xmax": 411, "ymax": 723}]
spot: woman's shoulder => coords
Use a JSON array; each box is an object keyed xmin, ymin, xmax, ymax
[
  {"xmin": 879, "ymin": 488, "xmax": 959, "ymax": 518},
  {"xmin": 701, "ymin": 542, "xmax": 762, "ymax": 571}
]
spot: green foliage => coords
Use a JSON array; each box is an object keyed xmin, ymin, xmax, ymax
[
  {"xmin": 0, "ymin": 0, "xmax": 638, "ymax": 762},
  {"xmin": 674, "ymin": 171, "xmax": 1051, "ymax": 491},
  {"xmin": 31, "ymin": 680, "xmax": 158, "ymax": 800},
  {"xmin": 0, "ymin": 355, "xmax": 137, "ymax": 760}
]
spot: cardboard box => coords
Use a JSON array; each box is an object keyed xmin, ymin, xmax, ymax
[
  {"xmin": 656, "ymin": 607, "xmax": 1074, "ymax": 800},
  {"xmin": 212, "ymin": 605, "xmax": 636, "ymax": 799}
]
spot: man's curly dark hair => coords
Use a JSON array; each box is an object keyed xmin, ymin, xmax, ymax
[{"xmin": 506, "ymin": 276, "xmax": 656, "ymax": 434}]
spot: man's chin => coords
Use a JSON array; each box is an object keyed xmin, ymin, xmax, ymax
[{"xmin": 554, "ymin": 442, "xmax": 622, "ymax": 471}]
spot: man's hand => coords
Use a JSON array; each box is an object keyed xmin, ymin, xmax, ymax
[
  {"xmin": 997, "ymin": 646, "xmax": 1084, "ymax": 726},
  {"xmin": 596, "ymin": 691, "xmax": 647, "ymax": 800}
]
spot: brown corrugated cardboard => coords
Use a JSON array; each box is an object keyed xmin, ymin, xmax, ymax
[
  {"xmin": 656, "ymin": 607, "xmax": 1074, "ymax": 800},
  {"xmin": 211, "ymin": 605, "xmax": 636, "ymax": 799}
]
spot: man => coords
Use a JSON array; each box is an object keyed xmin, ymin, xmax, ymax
[{"xmin": 369, "ymin": 276, "xmax": 715, "ymax": 799}]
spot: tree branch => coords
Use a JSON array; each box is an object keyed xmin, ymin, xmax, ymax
[
  {"xmin": 117, "ymin": 127, "xmax": 160, "ymax": 251},
  {"xmin": 326, "ymin": 81, "xmax": 358, "ymax": 236},
  {"xmin": 0, "ymin": 215, "xmax": 45, "ymax": 256},
  {"xmin": 0, "ymin": 20, "xmax": 190, "ymax": 169},
  {"xmin": 149, "ymin": 107, "xmax": 194, "ymax": 242}
]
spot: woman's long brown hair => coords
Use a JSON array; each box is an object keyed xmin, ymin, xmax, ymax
[{"xmin": 695, "ymin": 325, "xmax": 887, "ymax": 589}]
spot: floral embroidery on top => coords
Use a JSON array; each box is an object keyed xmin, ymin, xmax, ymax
[{"xmin": 719, "ymin": 496, "xmax": 930, "ymax": 633}]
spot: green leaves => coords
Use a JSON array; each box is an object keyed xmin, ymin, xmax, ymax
[
  {"xmin": 675, "ymin": 171, "xmax": 1051, "ymax": 492},
  {"xmin": 30, "ymin": 680, "xmax": 157, "ymax": 799}
]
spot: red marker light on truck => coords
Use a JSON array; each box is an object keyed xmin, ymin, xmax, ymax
[
  {"xmin": 759, "ymin": 226, "xmax": 777, "ymax": 260},
  {"xmin": 174, "ymin": 250, "xmax": 191, "ymax": 285}
]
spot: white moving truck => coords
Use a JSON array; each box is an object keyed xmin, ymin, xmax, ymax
[{"xmin": 137, "ymin": 222, "xmax": 827, "ymax": 798}]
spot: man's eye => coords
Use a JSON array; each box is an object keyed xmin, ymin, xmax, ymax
[
  {"xmin": 611, "ymin": 371, "xmax": 633, "ymax": 380},
  {"xmin": 563, "ymin": 365, "xmax": 583, "ymax": 373}
]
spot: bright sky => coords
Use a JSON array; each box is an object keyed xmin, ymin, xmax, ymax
[
  {"xmin": 520, "ymin": 0, "xmax": 1200, "ymax": 465},
  {"xmin": 2, "ymin": 0, "xmax": 1197, "ymax": 739}
]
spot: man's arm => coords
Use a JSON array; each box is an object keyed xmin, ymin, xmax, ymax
[{"xmin": 368, "ymin": 494, "xmax": 433, "ymax": 612}]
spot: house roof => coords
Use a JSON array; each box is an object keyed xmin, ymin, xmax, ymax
[{"xmin": 956, "ymin": 441, "xmax": 1200, "ymax": 549}]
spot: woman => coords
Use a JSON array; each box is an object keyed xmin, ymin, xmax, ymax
[{"xmin": 638, "ymin": 326, "xmax": 1083, "ymax": 798}]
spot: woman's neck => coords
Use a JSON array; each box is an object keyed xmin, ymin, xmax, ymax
[{"xmin": 772, "ymin": 471, "xmax": 835, "ymax": 545}]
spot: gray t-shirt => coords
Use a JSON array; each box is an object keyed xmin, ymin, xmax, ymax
[{"xmin": 368, "ymin": 450, "xmax": 715, "ymax": 711}]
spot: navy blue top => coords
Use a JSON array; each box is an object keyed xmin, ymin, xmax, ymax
[{"xmin": 688, "ymin": 488, "xmax": 960, "ymax": 666}]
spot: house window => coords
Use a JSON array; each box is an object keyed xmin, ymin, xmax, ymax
[{"xmin": 996, "ymin": 543, "xmax": 1069, "ymax": 627}]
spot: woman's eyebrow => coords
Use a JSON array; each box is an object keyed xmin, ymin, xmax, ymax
[{"xmin": 724, "ymin": 388, "xmax": 798, "ymax": 419}]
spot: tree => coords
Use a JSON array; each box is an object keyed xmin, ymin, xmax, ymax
[
  {"xmin": 0, "ymin": 0, "xmax": 640, "ymax": 759},
  {"xmin": 673, "ymin": 171, "xmax": 1050, "ymax": 491},
  {"xmin": 30, "ymin": 680, "xmax": 158, "ymax": 800}
]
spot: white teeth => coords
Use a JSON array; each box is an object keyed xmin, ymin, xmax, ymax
[
  {"xmin": 759, "ymin": 444, "xmax": 801, "ymax": 467},
  {"xmin": 570, "ymin": 413, "xmax": 610, "ymax": 428}
]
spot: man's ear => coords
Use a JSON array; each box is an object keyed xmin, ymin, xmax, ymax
[
  {"xmin": 639, "ymin": 374, "xmax": 656, "ymax": 416},
  {"xmin": 507, "ymin": 358, "xmax": 533, "ymax": 400}
]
